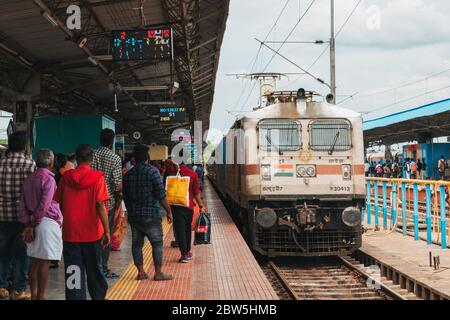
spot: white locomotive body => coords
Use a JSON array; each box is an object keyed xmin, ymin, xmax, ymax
[{"xmin": 208, "ymin": 90, "xmax": 365, "ymax": 257}]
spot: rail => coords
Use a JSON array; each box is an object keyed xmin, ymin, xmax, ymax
[
  {"xmin": 364, "ymin": 177, "xmax": 450, "ymax": 249},
  {"xmin": 267, "ymin": 261, "xmax": 300, "ymax": 300},
  {"xmin": 268, "ymin": 258, "xmax": 406, "ymax": 300}
]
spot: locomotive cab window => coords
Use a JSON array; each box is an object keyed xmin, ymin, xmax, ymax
[
  {"xmin": 309, "ymin": 119, "xmax": 351, "ymax": 152},
  {"xmin": 259, "ymin": 119, "xmax": 301, "ymax": 152}
]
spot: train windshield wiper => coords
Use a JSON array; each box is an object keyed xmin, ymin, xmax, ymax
[
  {"xmin": 328, "ymin": 130, "xmax": 341, "ymax": 155},
  {"xmin": 266, "ymin": 134, "xmax": 282, "ymax": 155}
]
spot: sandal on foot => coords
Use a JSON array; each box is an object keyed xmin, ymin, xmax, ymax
[
  {"xmin": 136, "ymin": 273, "xmax": 149, "ymax": 281},
  {"xmin": 154, "ymin": 273, "xmax": 173, "ymax": 281}
]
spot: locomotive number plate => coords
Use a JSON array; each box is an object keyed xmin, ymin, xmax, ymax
[{"xmin": 330, "ymin": 186, "xmax": 351, "ymax": 192}]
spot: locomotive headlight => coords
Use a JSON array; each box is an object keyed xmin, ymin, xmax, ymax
[
  {"xmin": 306, "ymin": 165, "xmax": 316, "ymax": 177},
  {"xmin": 342, "ymin": 164, "xmax": 351, "ymax": 180},
  {"xmin": 297, "ymin": 165, "xmax": 316, "ymax": 177},
  {"xmin": 261, "ymin": 165, "xmax": 271, "ymax": 181},
  {"xmin": 297, "ymin": 166, "xmax": 306, "ymax": 177},
  {"xmin": 255, "ymin": 207, "xmax": 277, "ymax": 229},
  {"xmin": 342, "ymin": 207, "xmax": 361, "ymax": 227}
]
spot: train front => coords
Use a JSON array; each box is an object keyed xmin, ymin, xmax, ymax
[{"xmin": 246, "ymin": 93, "xmax": 365, "ymax": 257}]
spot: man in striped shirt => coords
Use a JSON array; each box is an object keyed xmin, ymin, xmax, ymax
[{"xmin": 0, "ymin": 132, "xmax": 36, "ymax": 300}]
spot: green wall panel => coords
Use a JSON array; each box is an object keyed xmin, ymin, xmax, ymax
[{"xmin": 33, "ymin": 114, "xmax": 116, "ymax": 157}]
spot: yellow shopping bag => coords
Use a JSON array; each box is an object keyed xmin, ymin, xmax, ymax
[{"xmin": 166, "ymin": 174, "xmax": 191, "ymax": 207}]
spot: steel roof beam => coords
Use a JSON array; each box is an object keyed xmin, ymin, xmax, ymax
[
  {"xmin": 193, "ymin": 81, "xmax": 211, "ymax": 92},
  {"xmin": 122, "ymin": 86, "xmax": 170, "ymax": 91},
  {"xmin": 192, "ymin": 67, "xmax": 214, "ymax": 81},
  {"xmin": 194, "ymin": 91, "xmax": 212, "ymax": 101},
  {"xmin": 138, "ymin": 101, "xmax": 175, "ymax": 106},
  {"xmin": 192, "ymin": 74, "xmax": 213, "ymax": 85},
  {"xmin": 194, "ymin": 83, "xmax": 211, "ymax": 97},
  {"xmin": 193, "ymin": 60, "xmax": 215, "ymax": 73},
  {"xmin": 189, "ymin": 37, "xmax": 217, "ymax": 53}
]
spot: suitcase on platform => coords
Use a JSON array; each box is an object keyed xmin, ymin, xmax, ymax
[{"xmin": 194, "ymin": 212, "xmax": 211, "ymax": 245}]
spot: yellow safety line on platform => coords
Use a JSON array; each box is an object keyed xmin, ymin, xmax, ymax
[{"xmin": 106, "ymin": 218, "xmax": 171, "ymax": 300}]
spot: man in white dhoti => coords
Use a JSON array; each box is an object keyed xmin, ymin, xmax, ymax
[{"xmin": 20, "ymin": 149, "xmax": 63, "ymax": 300}]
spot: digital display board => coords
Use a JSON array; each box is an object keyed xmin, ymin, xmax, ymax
[
  {"xmin": 160, "ymin": 106, "xmax": 186, "ymax": 123},
  {"xmin": 112, "ymin": 28, "xmax": 172, "ymax": 61}
]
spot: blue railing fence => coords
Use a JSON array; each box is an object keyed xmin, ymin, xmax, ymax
[{"xmin": 363, "ymin": 177, "xmax": 449, "ymax": 249}]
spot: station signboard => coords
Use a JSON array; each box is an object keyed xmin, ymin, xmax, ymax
[
  {"xmin": 112, "ymin": 27, "xmax": 172, "ymax": 61},
  {"xmin": 115, "ymin": 134, "xmax": 125, "ymax": 160},
  {"xmin": 159, "ymin": 106, "xmax": 186, "ymax": 123}
]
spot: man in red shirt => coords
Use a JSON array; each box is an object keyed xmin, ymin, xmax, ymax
[
  {"xmin": 171, "ymin": 161, "xmax": 204, "ymax": 263},
  {"xmin": 54, "ymin": 144, "xmax": 110, "ymax": 300}
]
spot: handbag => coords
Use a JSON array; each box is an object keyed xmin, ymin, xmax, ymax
[{"xmin": 166, "ymin": 172, "xmax": 190, "ymax": 207}]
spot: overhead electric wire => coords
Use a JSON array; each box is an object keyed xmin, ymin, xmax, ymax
[
  {"xmin": 361, "ymin": 83, "xmax": 450, "ymax": 116},
  {"xmin": 261, "ymin": 0, "xmax": 317, "ymax": 73},
  {"xmin": 341, "ymin": 67, "xmax": 450, "ymax": 104},
  {"xmin": 241, "ymin": 0, "xmax": 317, "ymax": 109},
  {"xmin": 234, "ymin": 0, "xmax": 292, "ymax": 108},
  {"xmin": 223, "ymin": 0, "xmax": 292, "ymax": 132},
  {"xmin": 281, "ymin": 0, "xmax": 363, "ymax": 89}
]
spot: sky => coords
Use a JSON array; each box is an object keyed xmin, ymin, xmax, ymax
[
  {"xmin": 2, "ymin": 1, "xmax": 450, "ymax": 143},
  {"xmin": 208, "ymin": 0, "xmax": 450, "ymax": 142}
]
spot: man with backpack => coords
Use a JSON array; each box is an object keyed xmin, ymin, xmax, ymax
[{"xmin": 438, "ymin": 156, "xmax": 446, "ymax": 180}]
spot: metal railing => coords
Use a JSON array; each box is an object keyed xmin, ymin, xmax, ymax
[{"xmin": 364, "ymin": 177, "xmax": 450, "ymax": 249}]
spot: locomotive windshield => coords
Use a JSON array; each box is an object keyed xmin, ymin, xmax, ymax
[
  {"xmin": 259, "ymin": 119, "xmax": 301, "ymax": 152},
  {"xmin": 309, "ymin": 119, "xmax": 351, "ymax": 152}
]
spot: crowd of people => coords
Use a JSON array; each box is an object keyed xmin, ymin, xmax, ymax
[
  {"xmin": 365, "ymin": 156, "xmax": 447, "ymax": 180},
  {"xmin": 0, "ymin": 129, "xmax": 206, "ymax": 300}
]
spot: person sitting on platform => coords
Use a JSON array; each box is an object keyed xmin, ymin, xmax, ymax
[
  {"xmin": 20, "ymin": 149, "xmax": 63, "ymax": 300},
  {"xmin": 123, "ymin": 144, "xmax": 173, "ymax": 281},
  {"xmin": 54, "ymin": 144, "xmax": 110, "ymax": 300}
]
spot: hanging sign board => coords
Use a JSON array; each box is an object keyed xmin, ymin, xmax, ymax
[
  {"xmin": 159, "ymin": 106, "xmax": 186, "ymax": 123},
  {"xmin": 112, "ymin": 27, "xmax": 172, "ymax": 61}
]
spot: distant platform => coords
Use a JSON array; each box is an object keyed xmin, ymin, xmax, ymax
[{"xmin": 361, "ymin": 230, "xmax": 450, "ymax": 299}]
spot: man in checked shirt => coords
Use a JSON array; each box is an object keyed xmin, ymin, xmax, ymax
[
  {"xmin": 0, "ymin": 132, "xmax": 36, "ymax": 300},
  {"xmin": 92, "ymin": 129, "xmax": 122, "ymax": 279}
]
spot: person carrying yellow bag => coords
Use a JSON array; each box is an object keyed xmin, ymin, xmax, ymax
[
  {"xmin": 166, "ymin": 160, "xmax": 204, "ymax": 263},
  {"xmin": 166, "ymin": 171, "xmax": 190, "ymax": 208}
]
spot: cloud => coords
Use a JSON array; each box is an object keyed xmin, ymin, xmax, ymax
[{"xmin": 209, "ymin": 0, "xmax": 450, "ymax": 136}]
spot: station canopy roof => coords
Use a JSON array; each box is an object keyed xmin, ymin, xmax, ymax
[
  {"xmin": 363, "ymin": 98, "xmax": 450, "ymax": 146},
  {"xmin": 0, "ymin": 0, "xmax": 229, "ymax": 144}
]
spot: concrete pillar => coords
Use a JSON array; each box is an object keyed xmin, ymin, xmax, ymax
[
  {"xmin": 384, "ymin": 144, "xmax": 392, "ymax": 161},
  {"xmin": 12, "ymin": 72, "xmax": 40, "ymax": 154}
]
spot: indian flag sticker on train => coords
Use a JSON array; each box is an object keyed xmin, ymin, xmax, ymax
[{"xmin": 273, "ymin": 164, "xmax": 294, "ymax": 177}]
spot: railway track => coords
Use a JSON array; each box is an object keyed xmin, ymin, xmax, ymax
[{"xmin": 267, "ymin": 257, "xmax": 413, "ymax": 300}]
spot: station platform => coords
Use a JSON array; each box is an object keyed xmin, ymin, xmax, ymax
[
  {"xmin": 360, "ymin": 229, "xmax": 450, "ymax": 299},
  {"xmin": 105, "ymin": 180, "xmax": 278, "ymax": 300}
]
